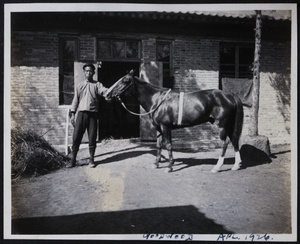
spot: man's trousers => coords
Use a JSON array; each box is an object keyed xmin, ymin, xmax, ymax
[{"xmin": 72, "ymin": 111, "xmax": 98, "ymax": 152}]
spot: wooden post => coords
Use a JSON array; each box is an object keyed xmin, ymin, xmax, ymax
[
  {"xmin": 241, "ymin": 10, "xmax": 271, "ymax": 158},
  {"xmin": 65, "ymin": 107, "xmax": 70, "ymax": 155},
  {"xmin": 249, "ymin": 10, "xmax": 262, "ymax": 136}
]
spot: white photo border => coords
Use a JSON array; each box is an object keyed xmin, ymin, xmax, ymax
[{"xmin": 4, "ymin": 2, "xmax": 297, "ymax": 242}]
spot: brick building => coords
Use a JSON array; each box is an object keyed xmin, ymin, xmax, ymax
[{"xmin": 10, "ymin": 10, "xmax": 291, "ymax": 151}]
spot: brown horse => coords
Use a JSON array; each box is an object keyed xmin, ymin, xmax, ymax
[{"xmin": 105, "ymin": 70, "xmax": 244, "ymax": 173}]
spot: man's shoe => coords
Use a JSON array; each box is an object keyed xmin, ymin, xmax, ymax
[
  {"xmin": 66, "ymin": 160, "xmax": 76, "ymax": 168},
  {"xmin": 66, "ymin": 150, "xmax": 78, "ymax": 168},
  {"xmin": 89, "ymin": 158, "xmax": 96, "ymax": 168}
]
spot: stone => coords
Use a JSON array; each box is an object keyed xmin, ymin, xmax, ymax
[
  {"xmin": 240, "ymin": 135, "xmax": 271, "ymax": 156},
  {"xmin": 240, "ymin": 135, "xmax": 272, "ymax": 168}
]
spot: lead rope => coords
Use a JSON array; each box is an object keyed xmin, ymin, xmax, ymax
[{"xmin": 118, "ymin": 89, "xmax": 172, "ymax": 116}]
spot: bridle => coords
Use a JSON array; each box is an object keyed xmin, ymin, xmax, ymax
[
  {"xmin": 115, "ymin": 77, "xmax": 172, "ymax": 116},
  {"xmin": 115, "ymin": 80, "xmax": 135, "ymax": 101}
]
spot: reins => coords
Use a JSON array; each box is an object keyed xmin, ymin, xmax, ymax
[{"xmin": 118, "ymin": 89, "xmax": 172, "ymax": 116}]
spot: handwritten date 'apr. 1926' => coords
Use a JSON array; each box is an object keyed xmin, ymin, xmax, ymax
[{"xmin": 217, "ymin": 233, "xmax": 272, "ymax": 241}]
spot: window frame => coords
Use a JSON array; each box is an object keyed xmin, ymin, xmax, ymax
[
  {"xmin": 156, "ymin": 39, "xmax": 174, "ymax": 88},
  {"xmin": 219, "ymin": 42, "xmax": 254, "ymax": 80},
  {"xmin": 59, "ymin": 36, "xmax": 79, "ymax": 105},
  {"xmin": 96, "ymin": 38, "xmax": 141, "ymax": 61}
]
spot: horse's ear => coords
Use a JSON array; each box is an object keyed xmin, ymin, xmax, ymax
[{"xmin": 129, "ymin": 69, "xmax": 134, "ymax": 76}]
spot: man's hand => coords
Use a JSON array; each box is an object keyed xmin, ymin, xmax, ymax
[{"xmin": 70, "ymin": 113, "xmax": 75, "ymax": 127}]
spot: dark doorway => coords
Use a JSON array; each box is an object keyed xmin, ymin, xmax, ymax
[{"xmin": 98, "ymin": 61, "xmax": 140, "ymax": 140}]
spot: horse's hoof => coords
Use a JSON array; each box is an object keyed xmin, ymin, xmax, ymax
[
  {"xmin": 152, "ymin": 163, "xmax": 159, "ymax": 169},
  {"xmin": 210, "ymin": 168, "xmax": 220, "ymax": 173},
  {"xmin": 165, "ymin": 167, "xmax": 173, "ymax": 173},
  {"xmin": 231, "ymin": 165, "xmax": 241, "ymax": 171}
]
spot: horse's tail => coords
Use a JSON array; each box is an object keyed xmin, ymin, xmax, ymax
[{"xmin": 231, "ymin": 95, "xmax": 244, "ymax": 151}]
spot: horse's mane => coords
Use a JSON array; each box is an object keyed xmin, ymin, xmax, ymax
[{"xmin": 134, "ymin": 76, "xmax": 169, "ymax": 91}]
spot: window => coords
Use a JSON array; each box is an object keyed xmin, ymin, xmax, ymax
[
  {"xmin": 97, "ymin": 39, "xmax": 140, "ymax": 60},
  {"xmin": 220, "ymin": 43, "xmax": 254, "ymax": 79},
  {"xmin": 157, "ymin": 40, "xmax": 173, "ymax": 88},
  {"xmin": 59, "ymin": 37, "xmax": 78, "ymax": 105}
]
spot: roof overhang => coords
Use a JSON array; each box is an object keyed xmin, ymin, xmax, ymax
[{"xmin": 11, "ymin": 11, "xmax": 291, "ymax": 41}]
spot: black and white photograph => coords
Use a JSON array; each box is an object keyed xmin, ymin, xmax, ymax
[{"xmin": 4, "ymin": 2, "xmax": 297, "ymax": 242}]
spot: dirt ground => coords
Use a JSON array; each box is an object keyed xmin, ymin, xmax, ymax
[{"xmin": 10, "ymin": 140, "xmax": 292, "ymax": 239}]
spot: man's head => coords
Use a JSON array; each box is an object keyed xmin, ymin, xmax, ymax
[{"xmin": 83, "ymin": 63, "xmax": 95, "ymax": 81}]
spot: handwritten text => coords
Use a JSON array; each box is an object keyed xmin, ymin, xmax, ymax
[
  {"xmin": 217, "ymin": 233, "xmax": 272, "ymax": 241},
  {"xmin": 143, "ymin": 233, "xmax": 193, "ymax": 241}
]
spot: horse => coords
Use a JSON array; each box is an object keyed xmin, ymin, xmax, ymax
[{"xmin": 105, "ymin": 70, "xmax": 244, "ymax": 173}]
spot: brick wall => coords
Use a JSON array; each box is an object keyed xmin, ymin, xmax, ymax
[
  {"xmin": 11, "ymin": 31, "xmax": 58, "ymax": 67},
  {"xmin": 10, "ymin": 30, "xmax": 291, "ymax": 151},
  {"xmin": 258, "ymin": 41, "xmax": 291, "ymax": 145},
  {"xmin": 172, "ymin": 37, "xmax": 221, "ymax": 149},
  {"xmin": 142, "ymin": 38, "xmax": 157, "ymax": 62},
  {"xmin": 79, "ymin": 35, "xmax": 96, "ymax": 60},
  {"xmin": 11, "ymin": 66, "xmax": 69, "ymax": 146},
  {"xmin": 11, "ymin": 32, "xmax": 69, "ymax": 147}
]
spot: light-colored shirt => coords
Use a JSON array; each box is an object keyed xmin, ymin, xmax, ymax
[{"xmin": 71, "ymin": 80, "xmax": 108, "ymax": 113}]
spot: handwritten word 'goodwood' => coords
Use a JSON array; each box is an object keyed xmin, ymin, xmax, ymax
[{"xmin": 143, "ymin": 233, "xmax": 193, "ymax": 241}]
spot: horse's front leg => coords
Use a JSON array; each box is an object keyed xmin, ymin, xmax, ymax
[
  {"xmin": 154, "ymin": 130, "xmax": 162, "ymax": 168},
  {"xmin": 163, "ymin": 127, "xmax": 174, "ymax": 172}
]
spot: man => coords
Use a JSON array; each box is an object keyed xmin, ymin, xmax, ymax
[{"xmin": 66, "ymin": 63, "xmax": 108, "ymax": 168}]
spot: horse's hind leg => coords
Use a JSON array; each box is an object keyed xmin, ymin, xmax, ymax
[
  {"xmin": 211, "ymin": 137, "xmax": 230, "ymax": 173},
  {"xmin": 231, "ymin": 151, "xmax": 242, "ymax": 171},
  {"xmin": 211, "ymin": 129, "xmax": 229, "ymax": 173},
  {"xmin": 231, "ymin": 138, "xmax": 242, "ymax": 171},
  {"xmin": 154, "ymin": 130, "xmax": 162, "ymax": 168}
]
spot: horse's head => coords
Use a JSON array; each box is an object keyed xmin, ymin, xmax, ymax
[{"xmin": 105, "ymin": 70, "xmax": 135, "ymax": 101}]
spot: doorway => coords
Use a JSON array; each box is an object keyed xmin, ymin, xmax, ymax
[{"xmin": 98, "ymin": 61, "xmax": 140, "ymax": 140}]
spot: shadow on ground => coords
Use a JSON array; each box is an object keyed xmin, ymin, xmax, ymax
[
  {"xmin": 12, "ymin": 205, "xmax": 232, "ymax": 234},
  {"xmin": 171, "ymin": 157, "xmax": 235, "ymax": 172},
  {"xmin": 240, "ymin": 144, "xmax": 272, "ymax": 168},
  {"xmin": 86, "ymin": 144, "xmax": 290, "ymax": 172},
  {"xmin": 93, "ymin": 149, "xmax": 157, "ymax": 166},
  {"xmin": 165, "ymin": 145, "xmax": 278, "ymax": 172}
]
